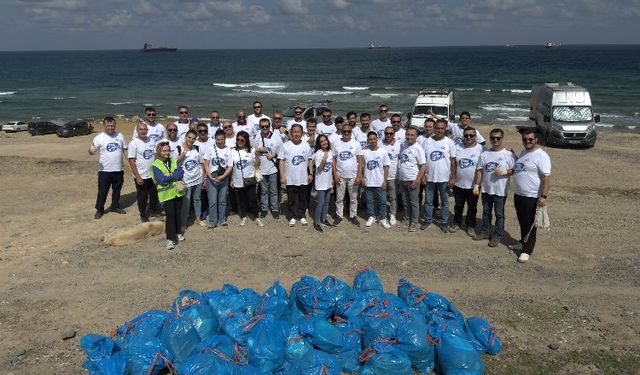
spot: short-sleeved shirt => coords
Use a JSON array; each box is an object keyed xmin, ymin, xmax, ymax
[
  {"xmin": 448, "ymin": 122, "xmax": 486, "ymax": 146},
  {"xmin": 279, "ymin": 141, "xmax": 313, "ymax": 186},
  {"xmin": 233, "ymin": 123, "xmax": 254, "ymax": 138},
  {"xmin": 360, "ymin": 147, "xmax": 390, "ymax": 187},
  {"xmin": 381, "ymin": 140, "xmax": 401, "ymax": 180},
  {"xmin": 394, "ymin": 128, "xmax": 406, "ymax": 144},
  {"xmin": 353, "ymin": 127, "xmax": 372, "ymax": 149},
  {"xmin": 513, "ymin": 148, "xmax": 552, "ymax": 198},
  {"xmin": 174, "ymin": 121, "xmax": 190, "ymax": 140},
  {"xmin": 477, "ymin": 148, "xmax": 516, "ymax": 196},
  {"xmin": 93, "ymin": 132, "xmax": 126, "ymax": 172},
  {"xmin": 423, "ymin": 137, "xmax": 456, "ymax": 183},
  {"xmin": 317, "ymin": 122, "xmax": 337, "ymax": 137},
  {"xmin": 247, "ymin": 114, "xmax": 271, "ymax": 135},
  {"xmin": 333, "ymin": 138, "xmax": 362, "ymax": 179},
  {"xmin": 252, "ymin": 132, "xmax": 283, "ymax": 175},
  {"xmin": 204, "ymin": 145, "xmax": 232, "ymax": 173},
  {"xmin": 287, "ymin": 119, "xmax": 307, "ymax": 132},
  {"xmin": 133, "ymin": 123, "xmax": 165, "ymax": 143},
  {"xmin": 224, "ymin": 136, "xmax": 236, "ymax": 149},
  {"xmin": 314, "ymin": 149, "xmax": 335, "ymax": 191},
  {"xmin": 454, "ymin": 144, "xmax": 483, "ymax": 189},
  {"xmin": 181, "ymin": 147, "xmax": 203, "ymax": 187},
  {"xmin": 398, "ymin": 142, "xmax": 426, "ymax": 182},
  {"xmin": 371, "ymin": 118, "xmax": 391, "ymax": 138},
  {"xmin": 207, "ymin": 122, "xmax": 222, "ymax": 138},
  {"xmin": 231, "ymin": 148, "xmax": 257, "ymax": 188},
  {"xmin": 127, "ymin": 137, "xmax": 156, "ymax": 179},
  {"xmin": 195, "ymin": 138, "xmax": 215, "ymax": 160}
]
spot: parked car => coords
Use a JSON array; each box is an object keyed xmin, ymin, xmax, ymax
[
  {"xmin": 282, "ymin": 102, "xmax": 332, "ymax": 124},
  {"xmin": 406, "ymin": 89, "xmax": 456, "ymax": 133},
  {"xmin": 56, "ymin": 120, "xmax": 93, "ymax": 137},
  {"xmin": 28, "ymin": 121, "xmax": 60, "ymax": 136},
  {"xmin": 2, "ymin": 121, "xmax": 28, "ymax": 132}
]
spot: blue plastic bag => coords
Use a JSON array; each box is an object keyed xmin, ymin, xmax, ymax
[
  {"xmin": 182, "ymin": 304, "xmax": 218, "ymax": 340},
  {"xmin": 125, "ymin": 336, "xmax": 174, "ymax": 375},
  {"xmin": 160, "ymin": 314, "xmax": 201, "ymax": 365},
  {"xmin": 321, "ymin": 275, "xmax": 353, "ymax": 304},
  {"xmin": 464, "ymin": 317, "xmax": 502, "ymax": 355},
  {"xmin": 288, "ymin": 350, "xmax": 342, "ymax": 375},
  {"xmin": 113, "ymin": 310, "xmax": 169, "ymax": 347},
  {"xmin": 245, "ymin": 314, "xmax": 286, "ymax": 373},
  {"xmin": 298, "ymin": 316, "xmax": 345, "ymax": 353},
  {"xmin": 256, "ymin": 281, "xmax": 290, "ymax": 321},
  {"xmin": 358, "ymin": 344, "xmax": 413, "ymax": 375},
  {"xmin": 204, "ymin": 284, "xmax": 259, "ymax": 323},
  {"xmin": 196, "ymin": 335, "xmax": 243, "ymax": 363},
  {"xmin": 335, "ymin": 292, "xmax": 370, "ymax": 326},
  {"xmin": 172, "ymin": 290, "xmax": 205, "ymax": 313},
  {"xmin": 429, "ymin": 326, "xmax": 484, "ymax": 375},
  {"xmin": 361, "ymin": 313, "xmax": 398, "ymax": 348},
  {"xmin": 353, "ymin": 269, "xmax": 384, "ymax": 297},
  {"xmin": 177, "ymin": 352, "xmax": 260, "ymax": 375},
  {"xmin": 334, "ymin": 321, "xmax": 363, "ymax": 373},
  {"xmin": 285, "ymin": 323, "xmax": 311, "ymax": 361},
  {"xmin": 395, "ymin": 317, "xmax": 435, "ymax": 374},
  {"xmin": 80, "ymin": 334, "xmax": 126, "ymax": 375},
  {"xmin": 294, "ymin": 276, "xmax": 335, "ymax": 318}
]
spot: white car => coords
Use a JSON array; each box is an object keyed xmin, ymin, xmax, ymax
[{"xmin": 3, "ymin": 121, "xmax": 28, "ymax": 132}]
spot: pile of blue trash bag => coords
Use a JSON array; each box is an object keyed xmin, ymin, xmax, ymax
[{"xmin": 81, "ymin": 268, "xmax": 501, "ymax": 375}]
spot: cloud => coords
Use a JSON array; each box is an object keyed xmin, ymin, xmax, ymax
[
  {"xmin": 10, "ymin": 0, "xmax": 88, "ymax": 10},
  {"xmin": 278, "ymin": 0, "xmax": 308, "ymax": 15}
]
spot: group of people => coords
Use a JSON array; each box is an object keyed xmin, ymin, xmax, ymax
[{"xmin": 89, "ymin": 102, "xmax": 551, "ymax": 262}]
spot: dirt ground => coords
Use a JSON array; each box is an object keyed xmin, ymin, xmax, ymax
[{"xmin": 0, "ymin": 122, "xmax": 638, "ymax": 374}]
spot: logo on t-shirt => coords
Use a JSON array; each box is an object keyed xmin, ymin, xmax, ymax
[
  {"xmin": 485, "ymin": 162, "xmax": 500, "ymax": 173},
  {"xmin": 214, "ymin": 157, "xmax": 226, "ymax": 167},
  {"xmin": 514, "ymin": 162, "xmax": 526, "ymax": 174},
  {"xmin": 366, "ymin": 160, "xmax": 380, "ymax": 170},
  {"xmin": 400, "ymin": 152, "xmax": 410, "ymax": 163},
  {"xmin": 430, "ymin": 150, "xmax": 445, "ymax": 161},
  {"xmin": 359, "ymin": 140, "xmax": 368, "ymax": 148},
  {"xmin": 376, "ymin": 130, "xmax": 384, "ymax": 138},
  {"xmin": 339, "ymin": 151, "xmax": 353, "ymax": 161},
  {"xmin": 323, "ymin": 161, "xmax": 332, "ymax": 173},
  {"xmin": 184, "ymin": 159, "xmax": 199, "ymax": 172},
  {"xmin": 453, "ymin": 137, "xmax": 463, "ymax": 146},
  {"xmin": 106, "ymin": 142, "xmax": 120, "ymax": 152},
  {"xmin": 458, "ymin": 158, "xmax": 474, "ymax": 169},
  {"xmin": 236, "ymin": 159, "xmax": 248, "ymax": 169},
  {"xmin": 143, "ymin": 149, "xmax": 154, "ymax": 160},
  {"xmin": 150, "ymin": 134, "xmax": 162, "ymax": 142},
  {"xmin": 387, "ymin": 152, "xmax": 394, "ymax": 161},
  {"xmin": 292, "ymin": 155, "xmax": 305, "ymax": 166}
]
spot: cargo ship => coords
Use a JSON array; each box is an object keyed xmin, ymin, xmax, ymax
[{"xmin": 142, "ymin": 43, "xmax": 177, "ymax": 52}]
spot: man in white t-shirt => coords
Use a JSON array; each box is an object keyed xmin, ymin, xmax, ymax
[
  {"xmin": 381, "ymin": 125, "xmax": 401, "ymax": 226},
  {"xmin": 448, "ymin": 111, "xmax": 486, "ymax": 147},
  {"xmin": 358, "ymin": 131, "xmax": 391, "ymax": 228},
  {"xmin": 247, "ymin": 100, "xmax": 271, "ymax": 135},
  {"xmin": 232, "ymin": 110, "xmax": 253, "ymax": 137},
  {"xmin": 512, "ymin": 129, "xmax": 551, "ymax": 263},
  {"xmin": 273, "ymin": 111, "xmax": 289, "ymax": 144},
  {"xmin": 473, "ymin": 128, "xmax": 517, "ymax": 247},
  {"xmin": 88, "ymin": 116, "xmax": 127, "ymax": 219},
  {"xmin": 287, "ymin": 106, "xmax": 307, "ymax": 132},
  {"xmin": 279, "ymin": 124, "xmax": 314, "ymax": 226},
  {"xmin": 207, "ymin": 110, "xmax": 222, "ymax": 138},
  {"xmin": 317, "ymin": 108, "xmax": 337, "ymax": 137},
  {"xmin": 128, "ymin": 122, "xmax": 160, "ymax": 222},
  {"xmin": 163, "ymin": 123, "xmax": 180, "ymax": 158},
  {"xmin": 195, "ymin": 122, "xmax": 215, "ymax": 222},
  {"xmin": 253, "ymin": 118, "xmax": 284, "ymax": 218},
  {"xmin": 397, "ymin": 127, "xmax": 427, "ymax": 232},
  {"xmin": 390, "ymin": 113, "xmax": 405, "ymax": 144},
  {"xmin": 421, "ymin": 119, "xmax": 457, "ymax": 232},
  {"xmin": 371, "ymin": 104, "xmax": 391, "ymax": 139},
  {"xmin": 174, "ymin": 105, "xmax": 191, "ymax": 140},
  {"xmin": 452, "ymin": 126, "xmax": 483, "ymax": 236},
  {"xmin": 133, "ymin": 106, "xmax": 165, "ymax": 143},
  {"xmin": 333, "ymin": 123, "xmax": 363, "ymax": 226},
  {"xmin": 353, "ymin": 112, "xmax": 372, "ymax": 149}
]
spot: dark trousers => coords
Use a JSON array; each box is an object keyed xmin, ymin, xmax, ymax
[
  {"xmin": 200, "ymin": 186, "xmax": 209, "ymax": 220},
  {"xmin": 235, "ymin": 184, "xmax": 258, "ymax": 219},
  {"xmin": 135, "ymin": 178, "xmax": 160, "ymax": 219},
  {"xmin": 95, "ymin": 171, "xmax": 124, "ymax": 212},
  {"xmin": 286, "ymin": 185, "xmax": 307, "ymax": 220},
  {"xmin": 164, "ymin": 197, "xmax": 182, "ymax": 242},
  {"xmin": 514, "ymin": 194, "xmax": 538, "ymax": 255},
  {"xmin": 306, "ymin": 174, "xmax": 315, "ymax": 210},
  {"xmin": 453, "ymin": 186, "xmax": 479, "ymax": 227}
]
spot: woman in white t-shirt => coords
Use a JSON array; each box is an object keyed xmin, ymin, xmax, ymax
[
  {"xmin": 312, "ymin": 134, "xmax": 335, "ymax": 232},
  {"xmin": 230, "ymin": 131, "xmax": 263, "ymax": 227},
  {"xmin": 178, "ymin": 130, "xmax": 205, "ymax": 231},
  {"xmin": 279, "ymin": 124, "xmax": 313, "ymax": 227},
  {"xmin": 203, "ymin": 129, "xmax": 234, "ymax": 228}
]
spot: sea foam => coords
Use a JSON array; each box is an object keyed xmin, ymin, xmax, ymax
[{"xmin": 214, "ymin": 82, "xmax": 286, "ymax": 89}]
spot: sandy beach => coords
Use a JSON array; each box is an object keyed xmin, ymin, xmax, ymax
[{"xmin": 0, "ymin": 120, "xmax": 639, "ymax": 374}]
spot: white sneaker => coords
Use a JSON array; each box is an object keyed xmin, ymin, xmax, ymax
[
  {"xmin": 366, "ymin": 217, "xmax": 375, "ymax": 227},
  {"xmin": 380, "ymin": 219, "xmax": 391, "ymax": 229},
  {"xmin": 165, "ymin": 240, "xmax": 175, "ymax": 250},
  {"xmin": 289, "ymin": 218, "xmax": 296, "ymax": 227},
  {"xmin": 389, "ymin": 215, "xmax": 397, "ymax": 226},
  {"xmin": 239, "ymin": 217, "xmax": 248, "ymax": 226},
  {"xmin": 255, "ymin": 218, "xmax": 265, "ymax": 227},
  {"xmin": 177, "ymin": 234, "xmax": 185, "ymax": 242},
  {"xmin": 518, "ymin": 253, "xmax": 530, "ymax": 263},
  {"xmin": 300, "ymin": 218, "xmax": 308, "ymax": 225}
]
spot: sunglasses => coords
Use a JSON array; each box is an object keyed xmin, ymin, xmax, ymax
[
  {"xmin": 380, "ymin": 109, "xmax": 388, "ymax": 113},
  {"xmin": 464, "ymin": 134, "xmax": 476, "ymax": 138},
  {"xmin": 274, "ymin": 117, "xmax": 282, "ymax": 120},
  {"xmin": 260, "ymin": 125, "xmax": 270, "ymax": 129},
  {"xmin": 322, "ymin": 115, "xmax": 331, "ymax": 118},
  {"xmin": 167, "ymin": 128, "xmax": 178, "ymax": 132},
  {"xmin": 179, "ymin": 111, "xmax": 188, "ymax": 114},
  {"xmin": 146, "ymin": 113, "xmax": 156, "ymax": 116},
  {"xmin": 238, "ymin": 116, "xmax": 246, "ymax": 119},
  {"xmin": 391, "ymin": 121, "xmax": 401, "ymax": 124},
  {"xmin": 522, "ymin": 138, "xmax": 536, "ymax": 142},
  {"xmin": 294, "ymin": 111, "xmax": 303, "ymax": 114},
  {"xmin": 342, "ymin": 130, "xmax": 352, "ymax": 134},
  {"xmin": 223, "ymin": 126, "xmax": 233, "ymax": 129},
  {"xmin": 490, "ymin": 136, "xmax": 502, "ymax": 141},
  {"xmin": 237, "ymin": 139, "xmax": 246, "ymax": 142},
  {"xmin": 198, "ymin": 130, "xmax": 208, "ymax": 133},
  {"xmin": 211, "ymin": 116, "xmax": 219, "ymax": 119},
  {"xmin": 384, "ymin": 132, "xmax": 394, "ymax": 135},
  {"xmin": 253, "ymin": 106, "xmax": 262, "ymax": 109}
]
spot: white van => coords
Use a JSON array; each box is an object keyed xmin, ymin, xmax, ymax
[
  {"xmin": 407, "ymin": 89, "xmax": 455, "ymax": 133},
  {"xmin": 529, "ymin": 82, "xmax": 599, "ymax": 147}
]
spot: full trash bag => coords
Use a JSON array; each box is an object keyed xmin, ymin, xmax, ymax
[
  {"xmin": 285, "ymin": 323, "xmax": 311, "ymax": 361},
  {"xmin": 352, "ymin": 268, "xmax": 384, "ymax": 297},
  {"xmin": 80, "ymin": 334, "xmax": 126, "ymax": 375},
  {"xmin": 298, "ymin": 316, "xmax": 345, "ymax": 353},
  {"xmin": 125, "ymin": 336, "xmax": 174, "ymax": 375},
  {"xmin": 429, "ymin": 325, "xmax": 484, "ymax": 375},
  {"xmin": 288, "ymin": 350, "xmax": 342, "ymax": 375},
  {"xmin": 358, "ymin": 344, "xmax": 413, "ymax": 375},
  {"xmin": 395, "ymin": 316, "xmax": 435, "ymax": 374},
  {"xmin": 160, "ymin": 314, "xmax": 201, "ymax": 366},
  {"xmin": 245, "ymin": 314, "xmax": 286, "ymax": 372},
  {"xmin": 333, "ymin": 320, "xmax": 363, "ymax": 373},
  {"xmin": 464, "ymin": 317, "xmax": 502, "ymax": 355},
  {"xmin": 113, "ymin": 310, "xmax": 169, "ymax": 348},
  {"xmin": 256, "ymin": 281, "xmax": 290, "ymax": 321},
  {"xmin": 294, "ymin": 276, "xmax": 335, "ymax": 319}
]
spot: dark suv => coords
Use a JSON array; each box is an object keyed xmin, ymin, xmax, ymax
[
  {"xmin": 28, "ymin": 121, "xmax": 60, "ymax": 136},
  {"xmin": 56, "ymin": 120, "xmax": 93, "ymax": 137},
  {"xmin": 282, "ymin": 103, "xmax": 332, "ymax": 124}
]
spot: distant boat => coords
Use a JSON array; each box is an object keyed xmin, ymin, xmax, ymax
[
  {"xmin": 544, "ymin": 42, "xmax": 561, "ymax": 48},
  {"xmin": 368, "ymin": 43, "xmax": 390, "ymax": 49},
  {"xmin": 142, "ymin": 43, "xmax": 177, "ymax": 52},
  {"xmin": 505, "ymin": 44, "xmax": 515, "ymax": 48}
]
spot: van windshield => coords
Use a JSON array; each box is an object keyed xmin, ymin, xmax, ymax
[
  {"xmin": 553, "ymin": 106, "xmax": 592, "ymax": 122},
  {"xmin": 413, "ymin": 105, "xmax": 447, "ymax": 117}
]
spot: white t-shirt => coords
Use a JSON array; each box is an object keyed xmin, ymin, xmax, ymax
[
  {"xmin": 398, "ymin": 142, "xmax": 426, "ymax": 182},
  {"xmin": 247, "ymin": 114, "xmax": 271, "ymax": 135},
  {"xmin": 181, "ymin": 147, "xmax": 203, "ymax": 187},
  {"xmin": 162, "ymin": 138, "xmax": 180, "ymax": 158},
  {"xmin": 328, "ymin": 132, "xmax": 341, "ymax": 147},
  {"xmin": 279, "ymin": 141, "xmax": 312, "ymax": 186},
  {"xmin": 195, "ymin": 138, "xmax": 215, "ymax": 160},
  {"xmin": 127, "ymin": 137, "xmax": 156, "ymax": 179},
  {"xmin": 302, "ymin": 133, "xmax": 318, "ymax": 151},
  {"xmin": 232, "ymin": 123, "xmax": 254, "ymax": 137},
  {"xmin": 93, "ymin": 132, "xmax": 126, "ymax": 172},
  {"xmin": 513, "ymin": 148, "xmax": 551, "ymax": 198},
  {"xmin": 204, "ymin": 145, "xmax": 233, "ymax": 172},
  {"xmin": 448, "ymin": 122, "xmax": 486, "ymax": 146},
  {"xmin": 353, "ymin": 127, "xmax": 372, "ymax": 149},
  {"xmin": 424, "ymin": 137, "xmax": 456, "ymax": 183},
  {"xmin": 252, "ymin": 132, "xmax": 283, "ymax": 175},
  {"xmin": 174, "ymin": 121, "xmax": 190, "ymax": 140},
  {"xmin": 314, "ymin": 149, "xmax": 335, "ymax": 191},
  {"xmin": 371, "ymin": 119, "xmax": 391, "ymax": 138},
  {"xmin": 417, "ymin": 135, "xmax": 429, "ymax": 151},
  {"xmin": 287, "ymin": 119, "xmax": 307, "ymax": 132},
  {"xmin": 224, "ymin": 136, "xmax": 236, "ymax": 149},
  {"xmin": 133, "ymin": 123, "xmax": 165, "ymax": 143},
  {"xmin": 360, "ymin": 148, "xmax": 390, "ymax": 188},
  {"xmin": 317, "ymin": 122, "xmax": 337, "ymax": 137},
  {"xmin": 231, "ymin": 148, "xmax": 256, "ymax": 188},
  {"xmin": 394, "ymin": 128, "xmax": 406, "ymax": 145},
  {"xmin": 381, "ymin": 140, "xmax": 401, "ymax": 180},
  {"xmin": 477, "ymin": 148, "xmax": 516, "ymax": 196},
  {"xmin": 207, "ymin": 122, "xmax": 222, "ymax": 138},
  {"xmin": 455, "ymin": 144, "xmax": 483, "ymax": 189},
  {"xmin": 333, "ymin": 138, "xmax": 362, "ymax": 179}
]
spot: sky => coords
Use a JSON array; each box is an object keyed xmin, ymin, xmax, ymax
[{"xmin": 0, "ymin": 0, "xmax": 639, "ymax": 50}]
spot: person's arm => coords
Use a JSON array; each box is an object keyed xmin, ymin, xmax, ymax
[
  {"xmin": 412, "ymin": 163, "xmax": 427, "ymax": 190},
  {"xmin": 317, "ymin": 152, "xmax": 328, "ymax": 172},
  {"xmin": 333, "ymin": 155, "xmax": 341, "ymax": 184},
  {"xmin": 356, "ymin": 155, "xmax": 364, "ymax": 185},
  {"xmin": 203, "ymin": 158, "xmax": 214, "ymax": 180},
  {"xmin": 538, "ymin": 174, "xmax": 550, "ymax": 206},
  {"xmin": 129, "ymin": 158, "xmax": 144, "ymax": 185},
  {"xmin": 152, "ymin": 164, "xmax": 174, "ymax": 185},
  {"xmin": 448, "ymin": 157, "xmax": 456, "ymax": 188},
  {"xmin": 307, "ymin": 158, "xmax": 313, "ymax": 184},
  {"xmin": 382, "ymin": 165, "xmax": 389, "ymax": 190},
  {"xmin": 279, "ymin": 159, "xmax": 286, "ymax": 185},
  {"xmin": 472, "ymin": 169, "xmax": 482, "ymax": 195}
]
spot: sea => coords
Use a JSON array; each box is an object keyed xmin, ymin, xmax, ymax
[{"xmin": 0, "ymin": 45, "xmax": 639, "ymax": 130}]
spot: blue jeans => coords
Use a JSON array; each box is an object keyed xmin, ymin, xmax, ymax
[
  {"xmin": 260, "ymin": 173, "xmax": 279, "ymax": 213},
  {"xmin": 207, "ymin": 176, "xmax": 229, "ymax": 225},
  {"xmin": 315, "ymin": 189, "xmax": 331, "ymax": 224},
  {"xmin": 181, "ymin": 183, "xmax": 202, "ymax": 229},
  {"xmin": 481, "ymin": 193, "xmax": 506, "ymax": 239},
  {"xmin": 424, "ymin": 182, "xmax": 449, "ymax": 226},
  {"xmin": 365, "ymin": 187, "xmax": 387, "ymax": 220}
]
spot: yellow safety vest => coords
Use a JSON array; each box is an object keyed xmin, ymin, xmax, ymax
[{"xmin": 151, "ymin": 158, "xmax": 184, "ymax": 202}]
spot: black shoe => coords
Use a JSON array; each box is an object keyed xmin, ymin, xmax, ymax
[
  {"xmin": 111, "ymin": 207, "xmax": 126, "ymax": 214},
  {"xmin": 349, "ymin": 216, "xmax": 360, "ymax": 226},
  {"xmin": 94, "ymin": 210, "xmax": 104, "ymax": 220},
  {"xmin": 141, "ymin": 216, "xmax": 150, "ymax": 223},
  {"xmin": 314, "ymin": 223, "xmax": 323, "ymax": 232},
  {"xmin": 334, "ymin": 217, "xmax": 343, "ymax": 226},
  {"xmin": 259, "ymin": 211, "xmax": 268, "ymax": 218},
  {"xmin": 420, "ymin": 223, "xmax": 430, "ymax": 231},
  {"xmin": 322, "ymin": 220, "xmax": 334, "ymax": 228},
  {"xmin": 440, "ymin": 225, "xmax": 449, "ymax": 233},
  {"xmin": 271, "ymin": 211, "xmax": 280, "ymax": 219}
]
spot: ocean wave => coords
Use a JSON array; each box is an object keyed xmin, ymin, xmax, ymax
[
  {"xmin": 214, "ymin": 82, "xmax": 286, "ymax": 89},
  {"xmin": 235, "ymin": 89, "xmax": 353, "ymax": 96},
  {"xmin": 52, "ymin": 96, "xmax": 77, "ymax": 100},
  {"xmin": 108, "ymin": 101, "xmax": 134, "ymax": 106},
  {"xmin": 342, "ymin": 86, "xmax": 369, "ymax": 90},
  {"xmin": 455, "ymin": 88, "xmax": 474, "ymax": 91},
  {"xmin": 143, "ymin": 103, "xmax": 162, "ymax": 107},
  {"xmin": 0, "ymin": 91, "xmax": 16, "ymax": 96},
  {"xmin": 600, "ymin": 113, "xmax": 626, "ymax": 119},
  {"xmin": 596, "ymin": 123, "xmax": 614, "ymax": 128},
  {"xmin": 370, "ymin": 93, "xmax": 400, "ymax": 98},
  {"xmin": 628, "ymin": 126, "xmax": 637, "ymax": 130},
  {"xmin": 480, "ymin": 104, "xmax": 528, "ymax": 113},
  {"xmin": 502, "ymin": 89, "xmax": 531, "ymax": 94},
  {"xmin": 495, "ymin": 116, "xmax": 529, "ymax": 122}
]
